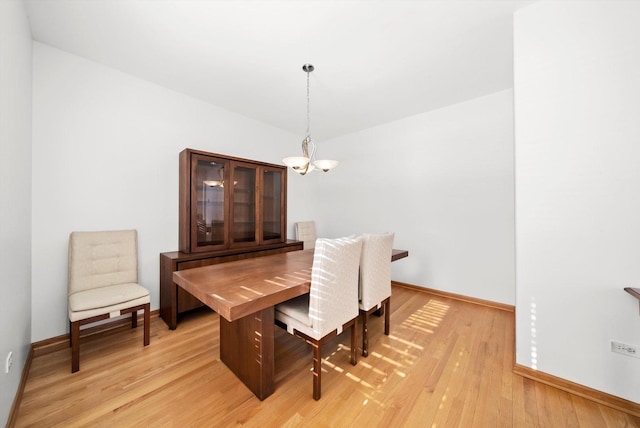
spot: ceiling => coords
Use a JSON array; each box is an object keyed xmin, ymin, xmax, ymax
[{"xmin": 25, "ymin": 0, "xmax": 535, "ymax": 141}]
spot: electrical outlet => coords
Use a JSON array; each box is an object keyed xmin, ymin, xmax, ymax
[
  {"xmin": 611, "ymin": 341, "xmax": 640, "ymax": 359},
  {"xmin": 5, "ymin": 352, "xmax": 12, "ymax": 374}
]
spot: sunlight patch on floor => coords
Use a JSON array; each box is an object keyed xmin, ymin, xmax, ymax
[
  {"xmin": 400, "ymin": 299, "xmax": 450, "ymax": 336},
  {"xmin": 388, "ymin": 334, "xmax": 425, "ymax": 350},
  {"xmin": 291, "ymin": 298, "xmax": 452, "ymax": 410}
]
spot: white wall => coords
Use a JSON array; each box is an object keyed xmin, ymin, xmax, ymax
[
  {"xmin": 31, "ymin": 43, "xmax": 296, "ymax": 342},
  {"xmin": 0, "ymin": 0, "xmax": 32, "ymax": 424},
  {"xmin": 515, "ymin": 1, "xmax": 640, "ymax": 402},
  {"xmin": 288, "ymin": 90, "xmax": 515, "ymax": 305}
]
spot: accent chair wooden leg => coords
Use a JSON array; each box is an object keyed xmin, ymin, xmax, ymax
[
  {"xmin": 384, "ymin": 297, "xmax": 391, "ymax": 336},
  {"xmin": 131, "ymin": 310, "xmax": 138, "ymax": 328},
  {"xmin": 361, "ymin": 311, "xmax": 369, "ymax": 357},
  {"xmin": 312, "ymin": 342, "xmax": 322, "ymax": 400},
  {"xmin": 69, "ymin": 321, "xmax": 73, "ymax": 348},
  {"xmin": 143, "ymin": 303, "xmax": 150, "ymax": 346},
  {"xmin": 351, "ymin": 318, "xmax": 358, "ymax": 366},
  {"xmin": 71, "ymin": 321, "xmax": 80, "ymax": 373}
]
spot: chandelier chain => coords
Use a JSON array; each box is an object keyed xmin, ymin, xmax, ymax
[{"xmin": 306, "ymin": 69, "xmax": 311, "ymax": 136}]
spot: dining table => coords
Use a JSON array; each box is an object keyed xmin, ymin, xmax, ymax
[{"xmin": 172, "ymin": 247, "xmax": 408, "ymax": 400}]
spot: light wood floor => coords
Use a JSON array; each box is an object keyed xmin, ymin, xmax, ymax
[{"xmin": 14, "ymin": 286, "xmax": 640, "ymax": 427}]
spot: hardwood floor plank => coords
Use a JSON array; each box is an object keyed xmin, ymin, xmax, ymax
[{"xmin": 13, "ymin": 286, "xmax": 638, "ymax": 427}]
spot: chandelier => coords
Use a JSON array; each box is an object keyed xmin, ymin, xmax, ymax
[{"xmin": 283, "ymin": 64, "xmax": 339, "ymax": 175}]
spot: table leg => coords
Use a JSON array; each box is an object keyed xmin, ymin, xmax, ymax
[{"xmin": 219, "ymin": 307, "xmax": 275, "ymax": 400}]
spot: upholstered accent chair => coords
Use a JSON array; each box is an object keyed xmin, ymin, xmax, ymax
[
  {"xmin": 294, "ymin": 220, "xmax": 317, "ymax": 249},
  {"xmin": 359, "ymin": 233, "xmax": 395, "ymax": 357},
  {"xmin": 68, "ymin": 229, "xmax": 150, "ymax": 373},
  {"xmin": 275, "ymin": 236, "xmax": 362, "ymax": 400}
]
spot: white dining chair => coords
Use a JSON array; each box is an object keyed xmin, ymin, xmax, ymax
[
  {"xmin": 68, "ymin": 229, "xmax": 150, "ymax": 372},
  {"xmin": 275, "ymin": 236, "xmax": 362, "ymax": 400},
  {"xmin": 359, "ymin": 232, "xmax": 394, "ymax": 357},
  {"xmin": 294, "ymin": 220, "xmax": 317, "ymax": 249}
]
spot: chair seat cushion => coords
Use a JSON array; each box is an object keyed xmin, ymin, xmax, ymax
[
  {"xmin": 275, "ymin": 294, "xmax": 312, "ymax": 328},
  {"xmin": 69, "ymin": 283, "xmax": 150, "ymax": 312}
]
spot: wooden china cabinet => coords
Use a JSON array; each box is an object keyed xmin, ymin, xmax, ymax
[{"xmin": 160, "ymin": 148, "xmax": 303, "ymax": 329}]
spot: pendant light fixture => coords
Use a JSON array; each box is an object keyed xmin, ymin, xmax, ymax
[{"xmin": 283, "ymin": 64, "xmax": 339, "ymax": 175}]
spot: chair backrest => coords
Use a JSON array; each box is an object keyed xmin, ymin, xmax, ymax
[
  {"xmin": 308, "ymin": 237, "xmax": 362, "ymax": 337},
  {"xmin": 359, "ymin": 233, "xmax": 395, "ymax": 311},
  {"xmin": 295, "ymin": 221, "xmax": 317, "ymax": 249},
  {"xmin": 68, "ymin": 229, "xmax": 138, "ymax": 294}
]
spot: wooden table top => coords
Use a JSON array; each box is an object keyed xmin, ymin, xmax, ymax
[
  {"xmin": 173, "ymin": 248, "xmax": 409, "ymax": 322},
  {"xmin": 173, "ymin": 249, "xmax": 315, "ymax": 321},
  {"xmin": 625, "ymin": 287, "xmax": 640, "ymax": 301},
  {"xmin": 391, "ymin": 248, "xmax": 409, "ymax": 262}
]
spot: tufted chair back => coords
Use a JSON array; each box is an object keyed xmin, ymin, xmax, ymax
[{"xmin": 69, "ymin": 229, "xmax": 138, "ymax": 294}]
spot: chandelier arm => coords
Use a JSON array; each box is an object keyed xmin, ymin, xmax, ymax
[
  {"xmin": 302, "ymin": 136, "xmax": 317, "ymax": 162},
  {"xmin": 310, "ymin": 139, "xmax": 317, "ymax": 162}
]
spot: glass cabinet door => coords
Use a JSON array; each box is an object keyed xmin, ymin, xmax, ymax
[
  {"xmin": 230, "ymin": 162, "xmax": 258, "ymax": 246},
  {"xmin": 191, "ymin": 154, "xmax": 229, "ymax": 251},
  {"xmin": 261, "ymin": 167, "xmax": 284, "ymax": 243}
]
